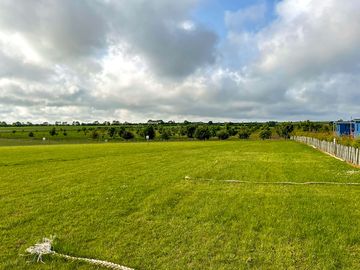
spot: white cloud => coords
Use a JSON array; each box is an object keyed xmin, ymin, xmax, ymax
[
  {"xmin": 180, "ymin": 20, "xmax": 196, "ymax": 31},
  {"xmin": 221, "ymin": 0, "xmax": 360, "ymax": 120},
  {"xmin": 257, "ymin": 0, "xmax": 360, "ymax": 77}
]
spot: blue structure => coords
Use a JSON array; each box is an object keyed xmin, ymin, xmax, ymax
[
  {"xmin": 335, "ymin": 119, "xmax": 360, "ymax": 137},
  {"xmin": 354, "ymin": 119, "xmax": 360, "ymax": 137}
]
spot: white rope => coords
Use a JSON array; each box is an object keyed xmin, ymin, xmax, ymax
[
  {"xmin": 184, "ymin": 176, "xmax": 360, "ymax": 186},
  {"xmin": 25, "ymin": 237, "xmax": 134, "ymax": 270},
  {"xmin": 25, "ymin": 237, "xmax": 54, "ymax": 263}
]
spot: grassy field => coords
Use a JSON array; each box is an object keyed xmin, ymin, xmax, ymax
[
  {"xmin": 0, "ymin": 125, "xmax": 119, "ymax": 144},
  {"xmin": 0, "ymin": 124, "xmax": 272, "ymax": 145},
  {"xmin": 1, "ymin": 140, "xmax": 360, "ymax": 269}
]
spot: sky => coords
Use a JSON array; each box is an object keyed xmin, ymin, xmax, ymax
[{"xmin": 0, "ymin": 0, "xmax": 359, "ymax": 123}]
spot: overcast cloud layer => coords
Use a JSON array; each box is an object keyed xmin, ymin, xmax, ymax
[{"xmin": 0, "ymin": 0, "xmax": 359, "ymax": 123}]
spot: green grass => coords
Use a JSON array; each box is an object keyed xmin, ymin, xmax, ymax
[
  {"xmin": 1, "ymin": 140, "xmax": 360, "ymax": 269},
  {"xmin": 0, "ymin": 125, "xmax": 111, "ymax": 145}
]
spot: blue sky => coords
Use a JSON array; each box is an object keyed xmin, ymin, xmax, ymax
[
  {"xmin": 193, "ymin": 0, "xmax": 278, "ymax": 37},
  {"xmin": 0, "ymin": 0, "xmax": 359, "ymax": 123}
]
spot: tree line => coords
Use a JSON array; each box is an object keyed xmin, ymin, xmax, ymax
[
  {"xmin": 1, "ymin": 120, "xmax": 336, "ymax": 141},
  {"xmin": 35, "ymin": 122, "xmax": 297, "ymax": 141}
]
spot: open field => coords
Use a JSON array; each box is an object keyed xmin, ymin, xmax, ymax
[
  {"xmin": 0, "ymin": 125, "xmax": 125, "ymax": 145},
  {"xmin": 0, "ymin": 123, "xmax": 275, "ymax": 145},
  {"xmin": 1, "ymin": 140, "xmax": 360, "ymax": 269}
]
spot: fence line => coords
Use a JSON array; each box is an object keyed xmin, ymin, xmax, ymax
[{"xmin": 291, "ymin": 136, "xmax": 360, "ymax": 166}]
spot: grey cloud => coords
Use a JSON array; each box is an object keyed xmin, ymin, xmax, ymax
[
  {"xmin": 0, "ymin": 0, "xmax": 360, "ymax": 123},
  {"xmin": 108, "ymin": 0, "xmax": 218, "ymax": 78},
  {"xmin": 0, "ymin": 52, "xmax": 52, "ymax": 81},
  {"xmin": 0, "ymin": 0, "xmax": 218, "ymax": 79},
  {"xmin": 0, "ymin": 0, "xmax": 109, "ymax": 61}
]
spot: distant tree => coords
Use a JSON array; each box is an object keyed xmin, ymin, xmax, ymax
[
  {"xmin": 186, "ymin": 125, "xmax": 197, "ymax": 138},
  {"xmin": 217, "ymin": 129, "xmax": 229, "ymax": 140},
  {"xmin": 228, "ymin": 128, "xmax": 238, "ymax": 136},
  {"xmin": 276, "ymin": 122, "xmax": 294, "ymax": 139},
  {"xmin": 90, "ymin": 130, "xmax": 100, "ymax": 140},
  {"xmin": 225, "ymin": 123, "xmax": 237, "ymax": 136},
  {"xmin": 82, "ymin": 127, "xmax": 88, "ymax": 135},
  {"xmin": 49, "ymin": 127, "xmax": 57, "ymax": 136},
  {"xmin": 208, "ymin": 126, "xmax": 218, "ymax": 137},
  {"xmin": 238, "ymin": 127, "xmax": 251, "ymax": 139},
  {"xmin": 160, "ymin": 130, "xmax": 171, "ymax": 140},
  {"xmin": 120, "ymin": 130, "xmax": 134, "ymax": 140},
  {"xmin": 63, "ymin": 131, "xmax": 67, "ymax": 136},
  {"xmin": 118, "ymin": 127, "xmax": 126, "ymax": 136},
  {"xmin": 259, "ymin": 127, "xmax": 272, "ymax": 140},
  {"xmin": 157, "ymin": 125, "xmax": 164, "ymax": 134},
  {"xmin": 28, "ymin": 131, "xmax": 34, "ymax": 137},
  {"xmin": 142, "ymin": 125, "xmax": 155, "ymax": 139},
  {"xmin": 322, "ymin": 125, "xmax": 330, "ymax": 133},
  {"xmin": 177, "ymin": 126, "xmax": 186, "ymax": 136},
  {"xmin": 299, "ymin": 120, "xmax": 322, "ymax": 133},
  {"xmin": 169, "ymin": 127, "xmax": 177, "ymax": 136},
  {"xmin": 267, "ymin": 121, "xmax": 277, "ymax": 127},
  {"xmin": 194, "ymin": 126, "xmax": 211, "ymax": 140},
  {"xmin": 108, "ymin": 127, "xmax": 117, "ymax": 138}
]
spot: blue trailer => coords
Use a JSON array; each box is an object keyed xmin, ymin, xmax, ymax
[
  {"xmin": 354, "ymin": 119, "xmax": 360, "ymax": 137},
  {"xmin": 335, "ymin": 120, "xmax": 360, "ymax": 137}
]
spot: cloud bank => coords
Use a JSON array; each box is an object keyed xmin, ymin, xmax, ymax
[{"xmin": 0, "ymin": 0, "xmax": 359, "ymax": 122}]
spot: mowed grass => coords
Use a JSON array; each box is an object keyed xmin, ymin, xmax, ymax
[{"xmin": 1, "ymin": 140, "xmax": 360, "ymax": 269}]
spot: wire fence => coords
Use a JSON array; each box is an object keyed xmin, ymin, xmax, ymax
[{"xmin": 291, "ymin": 136, "xmax": 360, "ymax": 166}]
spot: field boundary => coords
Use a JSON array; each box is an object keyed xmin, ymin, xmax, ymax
[
  {"xmin": 185, "ymin": 176, "xmax": 360, "ymax": 186},
  {"xmin": 291, "ymin": 136, "xmax": 360, "ymax": 166}
]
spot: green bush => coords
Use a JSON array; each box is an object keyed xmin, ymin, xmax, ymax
[
  {"xmin": 276, "ymin": 122, "xmax": 294, "ymax": 139},
  {"xmin": 194, "ymin": 126, "xmax": 211, "ymax": 140},
  {"xmin": 259, "ymin": 128, "xmax": 272, "ymax": 140},
  {"xmin": 49, "ymin": 127, "xmax": 57, "ymax": 136},
  {"xmin": 339, "ymin": 136, "xmax": 353, "ymax": 146},
  {"xmin": 108, "ymin": 127, "xmax": 117, "ymax": 138},
  {"xmin": 90, "ymin": 130, "xmax": 100, "ymax": 140},
  {"xmin": 120, "ymin": 130, "xmax": 134, "ymax": 140},
  {"xmin": 217, "ymin": 130, "xmax": 229, "ymax": 140},
  {"xmin": 224, "ymin": 123, "xmax": 237, "ymax": 136},
  {"xmin": 160, "ymin": 130, "xmax": 171, "ymax": 140},
  {"xmin": 238, "ymin": 128, "xmax": 251, "ymax": 139},
  {"xmin": 142, "ymin": 126, "xmax": 156, "ymax": 139},
  {"xmin": 186, "ymin": 125, "xmax": 197, "ymax": 138},
  {"xmin": 353, "ymin": 139, "xmax": 360, "ymax": 148}
]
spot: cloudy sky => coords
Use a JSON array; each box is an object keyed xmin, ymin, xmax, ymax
[{"xmin": 0, "ymin": 0, "xmax": 359, "ymax": 123}]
